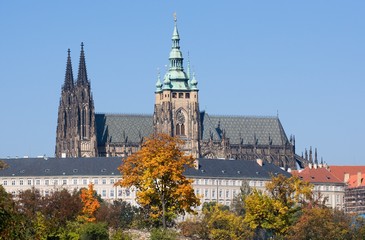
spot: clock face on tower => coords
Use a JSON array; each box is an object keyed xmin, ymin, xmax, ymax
[{"xmin": 176, "ymin": 111, "xmax": 185, "ymax": 124}]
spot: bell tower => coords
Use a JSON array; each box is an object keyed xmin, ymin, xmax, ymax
[{"xmin": 153, "ymin": 16, "xmax": 201, "ymax": 157}]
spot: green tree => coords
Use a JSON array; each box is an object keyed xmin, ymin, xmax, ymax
[
  {"xmin": 244, "ymin": 175, "xmax": 314, "ymax": 238},
  {"xmin": 80, "ymin": 222, "xmax": 109, "ymax": 240},
  {"xmin": 117, "ymin": 133, "xmax": 200, "ymax": 228},
  {"xmin": 0, "ymin": 185, "xmax": 29, "ymax": 239},
  {"xmin": 204, "ymin": 204, "xmax": 254, "ymax": 240}
]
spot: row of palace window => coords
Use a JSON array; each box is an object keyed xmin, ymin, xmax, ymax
[
  {"xmin": 9, "ymin": 188, "xmax": 132, "ymax": 199},
  {"xmin": 2, "ymin": 177, "xmax": 118, "ymax": 186},
  {"xmin": 193, "ymin": 179, "xmax": 265, "ymax": 187},
  {"xmin": 195, "ymin": 188, "xmax": 238, "ymax": 200},
  {"xmin": 313, "ymin": 185, "xmax": 344, "ymax": 192}
]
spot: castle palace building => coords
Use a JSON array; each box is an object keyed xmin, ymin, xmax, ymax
[{"xmin": 56, "ymin": 18, "xmax": 306, "ymax": 170}]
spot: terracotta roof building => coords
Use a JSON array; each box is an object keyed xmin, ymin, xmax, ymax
[
  {"xmin": 328, "ymin": 166, "xmax": 365, "ymax": 214},
  {"xmin": 292, "ymin": 163, "xmax": 345, "ymax": 209}
]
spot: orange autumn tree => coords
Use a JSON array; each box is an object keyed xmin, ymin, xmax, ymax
[
  {"xmin": 117, "ymin": 133, "xmax": 200, "ymax": 228},
  {"xmin": 79, "ymin": 183, "xmax": 100, "ymax": 223}
]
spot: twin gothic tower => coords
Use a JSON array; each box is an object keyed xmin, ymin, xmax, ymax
[{"xmin": 55, "ymin": 43, "xmax": 97, "ymax": 158}]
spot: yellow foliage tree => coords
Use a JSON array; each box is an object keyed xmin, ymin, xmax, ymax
[
  {"xmin": 117, "ymin": 133, "xmax": 200, "ymax": 228},
  {"xmin": 79, "ymin": 183, "xmax": 100, "ymax": 223},
  {"xmin": 244, "ymin": 175, "xmax": 314, "ymax": 237}
]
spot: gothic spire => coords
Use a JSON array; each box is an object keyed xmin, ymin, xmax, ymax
[
  {"xmin": 169, "ymin": 14, "xmax": 184, "ymax": 72},
  {"xmin": 63, "ymin": 49, "xmax": 74, "ymax": 90},
  {"xmin": 77, "ymin": 42, "xmax": 89, "ymax": 85}
]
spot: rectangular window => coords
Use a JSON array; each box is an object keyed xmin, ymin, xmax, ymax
[
  {"xmin": 212, "ymin": 190, "xmax": 216, "ymax": 198},
  {"xmin": 172, "ymin": 92, "xmax": 177, "ymax": 98},
  {"xmin": 27, "ymin": 179, "xmax": 32, "ymax": 185},
  {"xmin": 102, "ymin": 179, "xmax": 106, "ymax": 185},
  {"xmin": 205, "ymin": 179, "xmax": 208, "ymax": 185},
  {"xmin": 94, "ymin": 179, "xmax": 99, "ymax": 185},
  {"xmin": 62, "ymin": 179, "xmax": 67, "ymax": 185},
  {"xmin": 3, "ymin": 180, "xmax": 7, "ymax": 186},
  {"xmin": 226, "ymin": 190, "xmax": 230, "ymax": 198},
  {"xmin": 125, "ymin": 189, "xmax": 130, "ymax": 197},
  {"xmin": 179, "ymin": 92, "xmax": 184, "ymax": 98},
  {"xmin": 83, "ymin": 179, "xmax": 87, "ymax": 185},
  {"xmin": 219, "ymin": 190, "xmax": 222, "ymax": 198},
  {"xmin": 36, "ymin": 179, "xmax": 40, "ymax": 185},
  {"xmin": 205, "ymin": 189, "xmax": 209, "ymax": 198},
  {"xmin": 118, "ymin": 189, "xmax": 123, "ymax": 197},
  {"xmin": 73, "ymin": 179, "xmax": 78, "ymax": 185},
  {"xmin": 102, "ymin": 190, "xmax": 106, "ymax": 197},
  {"xmin": 185, "ymin": 93, "xmax": 190, "ymax": 98},
  {"xmin": 20, "ymin": 180, "xmax": 24, "ymax": 186},
  {"xmin": 45, "ymin": 179, "xmax": 50, "ymax": 186},
  {"xmin": 110, "ymin": 190, "xmax": 114, "ymax": 197},
  {"xmin": 11, "ymin": 180, "xmax": 16, "ymax": 186},
  {"xmin": 53, "ymin": 180, "xmax": 58, "ymax": 185},
  {"xmin": 110, "ymin": 179, "xmax": 115, "ymax": 184}
]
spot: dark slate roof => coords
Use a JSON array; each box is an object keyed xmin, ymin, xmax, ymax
[
  {"xmin": 0, "ymin": 157, "xmax": 122, "ymax": 177},
  {"xmin": 0, "ymin": 157, "xmax": 290, "ymax": 180},
  {"xmin": 200, "ymin": 112, "xmax": 288, "ymax": 145},
  {"xmin": 95, "ymin": 114, "xmax": 153, "ymax": 145},
  {"xmin": 185, "ymin": 158, "xmax": 291, "ymax": 179},
  {"xmin": 95, "ymin": 112, "xmax": 289, "ymax": 146}
]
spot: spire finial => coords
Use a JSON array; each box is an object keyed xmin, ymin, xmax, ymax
[
  {"xmin": 63, "ymin": 48, "xmax": 74, "ymax": 90},
  {"xmin": 77, "ymin": 42, "xmax": 88, "ymax": 85},
  {"xmin": 173, "ymin": 12, "xmax": 177, "ymax": 22}
]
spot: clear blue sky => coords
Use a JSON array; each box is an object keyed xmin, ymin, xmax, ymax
[{"xmin": 0, "ymin": 1, "xmax": 364, "ymax": 165}]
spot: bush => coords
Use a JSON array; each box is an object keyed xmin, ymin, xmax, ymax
[
  {"xmin": 110, "ymin": 229, "xmax": 133, "ymax": 240},
  {"xmin": 150, "ymin": 228, "xmax": 177, "ymax": 240},
  {"xmin": 179, "ymin": 220, "xmax": 208, "ymax": 239},
  {"xmin": 80, "ymin": 222, "xmax": 109, "ymax": 240}
]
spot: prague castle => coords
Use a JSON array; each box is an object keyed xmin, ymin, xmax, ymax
[{"xmin": 56, "ymin": 18, "xmax": 307, "ymax": 170}]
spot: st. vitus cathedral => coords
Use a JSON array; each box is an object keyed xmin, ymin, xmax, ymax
[{"xmin": 56, "ymin": 18, "xmax": 307, "ymax": 170}]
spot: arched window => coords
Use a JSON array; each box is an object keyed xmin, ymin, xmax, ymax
[{"xmin": 176, "ymin": 110, "xmax": 185, "ymax": 136}]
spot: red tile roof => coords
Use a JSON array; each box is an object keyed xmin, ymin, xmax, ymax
[
  {"xmin": 292, "ymin": 167, "xmax": 343, "ymax": 184},
  {"xmin": 328, "ymin": 166, "xmax": 365, "ymax": 182}
]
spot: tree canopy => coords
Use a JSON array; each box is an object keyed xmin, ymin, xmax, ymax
[{"xmin": 117, "ymin": 133, "xmax": 200, "ymax": 228}]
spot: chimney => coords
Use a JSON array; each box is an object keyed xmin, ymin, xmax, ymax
[
  {"xmin": 357, "ymin": 172, "xmax": 362, "ymax": 187},
  {"xmin": 344, "ymin": 173, "xmax": 350, "ymax": 183},
  {"xmin": 256, "ymin": 159, "xmax": 263, "ymax": 167}
]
